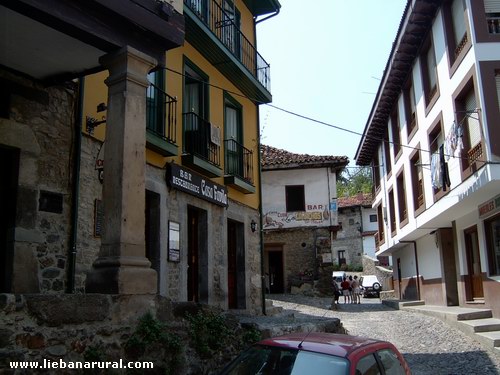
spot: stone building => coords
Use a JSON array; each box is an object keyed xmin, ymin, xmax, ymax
[
  {"xmin": 333, "ymin": 193, "xmax": 381, "ymax": 269},
  {"xmin": 1, "ymin": 0, "xmax": 282, "ymax": 315},
  {"xmin": 260, "ymin": 145, "xmax": 348, "ymax": 293}
]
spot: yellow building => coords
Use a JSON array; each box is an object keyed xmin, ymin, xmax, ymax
[{"xmin": 83, "ymin": 0, "xmax": 281, "ymax": 313}]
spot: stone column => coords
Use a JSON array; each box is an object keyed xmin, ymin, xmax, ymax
[{"xmin": 86, "ymin": 46, "xmax": 157, "ymax": 294}]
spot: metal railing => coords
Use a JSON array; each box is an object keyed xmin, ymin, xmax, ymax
[
  {"xmin": 146, "ymin": 83, "xmax": 177, "ymax": 144},
  {"xmin": 184, "ymin": 0, "xmax": 271, "ymax": 91},
  {"xmin": 224, "ymin": 139, "xmax": 253, "ymax": 185},
  {"xmin": 183, "ymin": 112, "xmax": 220, "ymax": 166}
]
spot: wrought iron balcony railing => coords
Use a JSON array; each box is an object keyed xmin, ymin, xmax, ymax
[
  {"xmin": 224, "ymin": 139, "xmax": 253, "ymax": 185},
  {"xmin": 184, "ymin": 0, "xmax": 271, "ymax": 92},
  {"xmin": 146, "ymin": 83, "xmax": 177, "ymax": 144},
  {"xmin": 183, "ymin": 112, "xmax": 221, "ymax": 166}
]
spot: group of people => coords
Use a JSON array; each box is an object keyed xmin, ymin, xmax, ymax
[{"xmin": 331, "ymin": 275, "xmax": 361, "ymax": 309}]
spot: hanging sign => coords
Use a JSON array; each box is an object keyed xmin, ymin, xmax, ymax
[
  {"xmin": 95, "ymin": 142, "xmax": 105, "ymax": 184},
  {"xmin": 166, "ymin": 163, "xmax": 228, "ymax": 207}
]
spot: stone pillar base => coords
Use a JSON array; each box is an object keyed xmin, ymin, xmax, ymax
[{"xmin": 86, "ymin": 260, "xmax": 157, "ymax": 294}]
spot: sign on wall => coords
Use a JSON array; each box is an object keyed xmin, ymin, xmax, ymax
[
  {"xmin": 166, "ymin": 163, "xmax": 228, "ymax": 207},
  {"xmin": 168, "ymin": 221, "xmax": 180, "ymax": 262},
  {"xmin": 479, "ymin": 194, "xmax": 500, "ymax": 219},
  {"xmin": 263, "ymin": 203, "xmax": 337, "ymax": 229}
]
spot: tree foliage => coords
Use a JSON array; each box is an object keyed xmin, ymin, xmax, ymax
[{"xmin": 337, "ymin": 167, "xmax": 373, "ymax": 198}]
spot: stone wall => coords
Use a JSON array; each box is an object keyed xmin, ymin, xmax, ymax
[
  {"xmin": 0, "ymin": 294, "xmax": 263, "ymax": 374},
  {"xmin": 264, "ymin": 227, "xmax": 332, "ymax": 292},
  {"xmin": 1, "ymin": 69, "xmax": 77, "ymax": 294}
]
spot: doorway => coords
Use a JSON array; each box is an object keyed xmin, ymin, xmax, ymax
[
  {"xmin": 266, "ymin": 248, "xmax": 284, "ymax": 294},
  {"xmin": 0, "ymin": 146, "xmax": 19, "ymax": 293},
  {"xmin": 227, "ymin": 219, "xmax": 245, "ymax": 309},
  {"xmin": 145, "ymin": 190, "xmax": 161, "ymax": 294},
  {"xmin": 187, "ymin": 206, "xmax": 208, "ymax": 303},
  {"xmin": 464, "ymin": 226, "xmax": 484, "ymax": 301}
]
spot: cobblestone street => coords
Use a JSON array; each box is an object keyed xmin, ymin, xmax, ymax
[{"xmin": 264, "ymin": 294, "xmax": 500, "ymax": 375}]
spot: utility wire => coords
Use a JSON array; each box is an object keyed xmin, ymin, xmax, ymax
[{"xmin": 163, "ymin": 66, "xmax": 499, "ymax": 166}]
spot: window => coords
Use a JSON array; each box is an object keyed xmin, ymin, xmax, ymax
[
  {"xmin": 224, "ymin": 94, "xmax": 243, "ymax": 177},
  {"xmin": 404, "ymin": 78, "xmax": 417, "ymax": 138},
  {"xmin": 420, "ymin": 37, "xmax": 438, "ymax": 106},
  {"xmin": 355, "ymin": 354, "xmax": 381, "ymax": 375},
  {"xmin": 451, "ymin": 0, "xmax": 467, "ymax": 57},
  {"xmin": 455, "ymin": 83, "xmax": 483, "ymax": 174},
  {"xmin": 222, "ymin": 0, "xmax": 241, "ymax": 57},
  {"xmin": 428, "ymin": 120, "xmax": 447, "ymax": 199},
  {"xmin": 376, "ymin": 349, "xmax": 406, "ymax": 375},
  {"xmin": 146, "ymin": 70, "xmax": 166, "ymax": 136},
  {"xmin": 369, "ymin": 214, "xmax": 377, "ymax": 223},
  {"xmin": 388, "ymin": 189, "xmax": 396, "ymax": 236},
  {"xmin": 486, "ymin": 213, "xmax": 500, "ymax": 276},
  {"xmin": 485, "ymin": 0, "xmax": 500, "ymax": 34},
  {"xmin": 285, "ymin": 185, "xmax": 305, "ymax": 212},
  {"xmin": 396, "ymin": 171, "xmax": 408, "ymax": 227},
  {"xmin": 183, "ymin": 61, "xmax": 213, "ymax": 161},
  {"xmin": 377, "ymin": 204, "xmax": 385, "ymax": 246},
  {"xmin": 383, "ymin": 129, "xmax": 392, "ymax": 176},
  {"xmin": 410, "ymin": 148, "xmax": 425, "ymax": 214},
  {"xmin": 390, "ymin": 107, "xmax": 401, "ymax": 158},
  {"xmin": 338, "ymin": 250, "xmax": 346, "ymax": 266},
  {"xmin": 372, "ymin": 153, "xmax": 381, "ymax": 192}
]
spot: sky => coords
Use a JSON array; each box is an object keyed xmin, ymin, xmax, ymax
[{"xmin": 256, "ymin": 0, "xmax": 407, "ymax": 165}]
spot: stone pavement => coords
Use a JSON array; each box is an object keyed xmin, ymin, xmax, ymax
[{"xmin": 253, "ymin": 294, "xmax": 500, "ymax": 375}]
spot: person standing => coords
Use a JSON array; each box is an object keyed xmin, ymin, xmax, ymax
[
  {"xmin": 351, "ymin": 275, "xmax": 361, "ymax": 304},
  {"xmin": 341, "ymin": 277, "xmax": 350, "ymax": 304},
  {"xmin": 331, "ymin": 279, "xmax": 341, "ymax": 309}
]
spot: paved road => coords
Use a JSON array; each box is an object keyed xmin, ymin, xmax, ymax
[{"xmin": 266, "ymin": 294, "xmax": 500, "ymax": 375}]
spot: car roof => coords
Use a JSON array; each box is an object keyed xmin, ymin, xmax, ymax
[{"xmin": 257, "ymin": 332, "xmax": 387, "ymax": 358}]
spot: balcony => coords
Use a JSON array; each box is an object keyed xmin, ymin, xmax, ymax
[
  {"xmin": 224, "ymin": 139, "xmax": 255, "ymax": 194},
  {"xmin": 146, "ymin": 84, "xmax": 178, "ymax": 156},
  {"xmin": 182, "ymin": 112, "xmax": 222, "ymax": 177},
  {"xmin": 184, "ymin": 0, "xmax": 272, "ymax": 103}
]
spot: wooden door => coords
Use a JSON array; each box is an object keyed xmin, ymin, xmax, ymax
[
  {"xmin": 465, "ymin": 226, "xmax": 484, "ymax": 300},
  {"xmin": 227, "ymin": 220, "xmax": 237, "ymax": 309},
  {"xmin": 188, "ymin": 208, "xmax": 199, "ymax": 302}
]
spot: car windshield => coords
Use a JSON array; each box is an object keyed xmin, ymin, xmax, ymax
[{"xmin": 218, "ymin": 345, "xmax": 349, "ymax": 375}]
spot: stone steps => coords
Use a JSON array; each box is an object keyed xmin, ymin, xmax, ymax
[{"xmin": 396, "ymin": 301, "xmax": 500, "ymax": 350}]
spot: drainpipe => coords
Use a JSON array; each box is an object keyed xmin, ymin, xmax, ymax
[
  {"xmin": 400, "ymin": 240, "xmax": 421, "ymax": 301},
  {"xmin": 255, "ymin": 8, "xmax": 280, "ymax": 24},
  {"xmin": 66, "ymin": 77, "xmax": 84, "ymax": 293},
  {"xmin": 256, "ymin": 106, "xmax": 267, "ymax": 315}
]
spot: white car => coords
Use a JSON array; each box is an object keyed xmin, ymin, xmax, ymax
[{"xmin": 360, "ymin": 275, "xmax": 382, "ymax": 297}]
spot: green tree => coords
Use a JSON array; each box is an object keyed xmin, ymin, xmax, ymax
[{"xmin": 337, "ymin": 167, "xmax": 372, "ymax": 197}]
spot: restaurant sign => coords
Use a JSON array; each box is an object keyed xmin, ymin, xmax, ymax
[
  {"xmin": 166, "ymin": 163, "xmax": 228, "ymax": 207},
  {"xmin": 478, "ymin": 194, "xmax": 500, "ymax": 219}
]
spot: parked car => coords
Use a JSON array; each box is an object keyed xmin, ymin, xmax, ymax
[
  {"xmin": 360, "ymin": 275, "xmax": 382, "ymax": 298},
  {"xmin": 332, "ymin": 271, "xmax": 346, "ymax": 288},
  {"xmin": 218, "ymin": 332, "xmax": 411, "ymax": 375}
]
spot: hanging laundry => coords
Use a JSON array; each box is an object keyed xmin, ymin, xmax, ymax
[
  {"xmin": 440, "ymin": 145, "xmax": 451, "ymax": 191},
  {"xmin": 431, "ymin": 152, "xmax": 441, "ymax": 189}
]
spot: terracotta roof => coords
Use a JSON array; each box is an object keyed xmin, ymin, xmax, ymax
[
  {"xmin": 338, "ymin": 193, "xmax": 373, "ymax": 208},
  {"xmin": 261, "ymin": 144, "xmax": 349, "ymax": 170}
]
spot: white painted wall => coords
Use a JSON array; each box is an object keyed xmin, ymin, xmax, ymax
[
  {"xmin": 262, "ymin": 167, "xmax": 338, "ymax": 229},
  {"xmin": 416, "ymin": 234, "xmax": 442, "ymax": 280}
]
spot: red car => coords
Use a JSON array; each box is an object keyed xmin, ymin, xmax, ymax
[{"xmin": 218, "ymin": 332, "xmax": 411, "ymax": 375}]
